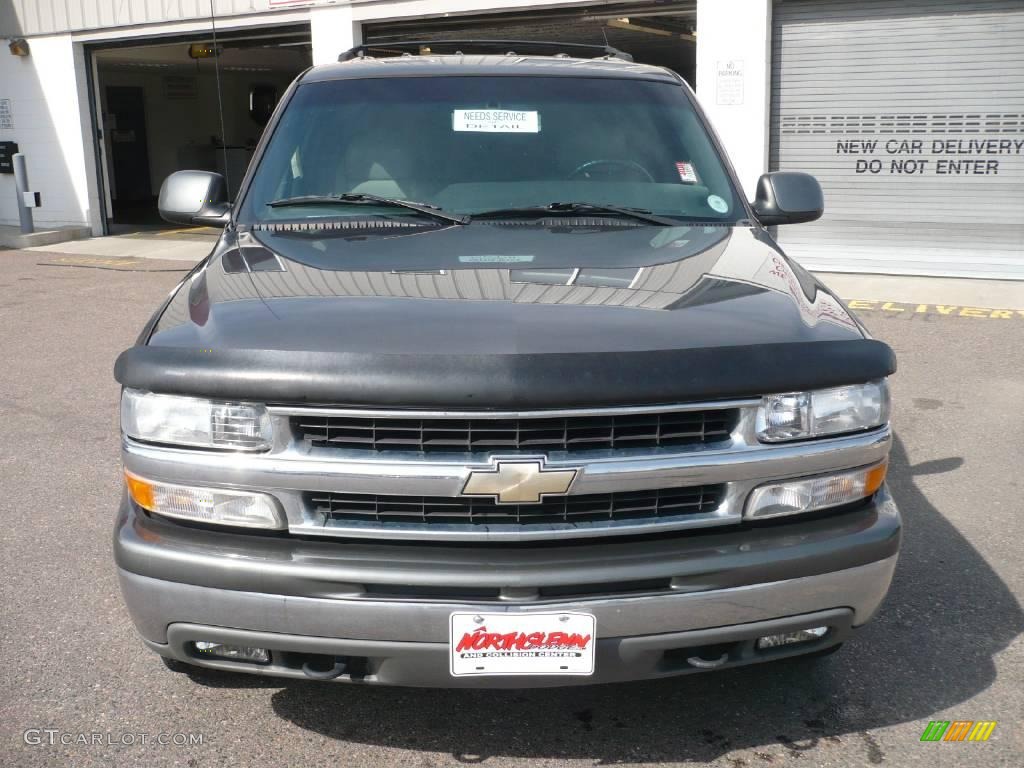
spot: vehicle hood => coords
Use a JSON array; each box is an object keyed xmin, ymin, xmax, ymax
[
  {"xmin": 147, "ymin": 222, "xmax": 865, "ymax": 355},
  {"xmin": 118, "ymin": 221, "xmax": 892, "ymax": 407}
]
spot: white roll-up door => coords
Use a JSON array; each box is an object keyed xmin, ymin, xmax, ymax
[{"xmin": 770, "ymin": 0, "xmax": 1024, "ymax": 278}]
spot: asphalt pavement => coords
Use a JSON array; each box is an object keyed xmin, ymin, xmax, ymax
[{"xmin": 1, "ymin": 248, "xmax": 1021, "ymax": 767}]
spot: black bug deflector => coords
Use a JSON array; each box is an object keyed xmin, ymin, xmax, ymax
[{"xmin": 114, "ymin": 339, "xmax": 895, "ymax": 408}]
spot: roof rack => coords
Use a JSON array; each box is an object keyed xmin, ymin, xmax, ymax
[{"xmin": 338, "ymin": 39, "xmax": 634, "ymax": 63}]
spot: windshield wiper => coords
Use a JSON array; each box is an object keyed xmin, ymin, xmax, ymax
[
  {"xmin": 471, "ymin": 202, "xmax": 682, "ymax": 227},
  {"xmin": 266, "ymin": 193, "xmax": 469, "ymax": 225}
]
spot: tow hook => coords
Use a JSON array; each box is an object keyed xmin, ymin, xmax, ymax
[
  {"xmin": 687, "ymin": 653, "xmax": 729, "ymax": 669},
  {"xmin": 302, "ymin": 656, "xmax": 349, "ymax": 680}
]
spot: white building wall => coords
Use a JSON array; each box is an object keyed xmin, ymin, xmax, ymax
[
  {"xmin": 1, "ymin": 0, "xmax": 626, "ymax": 37},
  {"xmin": 311, "ymin": 4, "xmax": 362, "ymax": 66},
  {"xmin": 696, "ymin": 0, "xmax": 772, "ymax": 199},
  {"xmin": 0, "ymin": 35, "xmax": 96, "ymax": 231},
  {"xmin": 1, "ymin": 0, "xmax": 272, "ymax": 36}
]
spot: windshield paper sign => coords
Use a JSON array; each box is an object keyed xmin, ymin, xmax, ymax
[{"xmin": 453, "ymin": 109, "xmax": 540, "ymax": 133}]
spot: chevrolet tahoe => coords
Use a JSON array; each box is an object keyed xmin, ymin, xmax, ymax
[{"xmin": 113, "ymin": 40, "xmax": 900, "ymax": 687}]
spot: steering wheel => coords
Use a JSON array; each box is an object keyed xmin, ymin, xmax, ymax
[{"xmin": 568, "ymin": 159, "xmax": 655, "ymax": 183}]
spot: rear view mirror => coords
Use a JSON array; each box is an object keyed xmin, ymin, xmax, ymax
[
  {"xmin": 249, "ymin": 84, "xmax": 278, "ymax": 127},
  {"xmin": 158, "ymin": 170, "xmax": 231, "ymax": 227},
  {"xmin": 751, "ymin": 172, "xmax": 824, "ymax": 225}
]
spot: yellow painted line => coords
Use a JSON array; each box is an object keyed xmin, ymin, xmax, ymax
[
  {"xmin": 156, "ymin": 227, "xmax": 213, "ymax": 236},
  {"xmin": 51, "ymin": 256, "xmax": 144, "ymax": 267},
  {"xmin": 846, "ymin": 300, "xmax": 1024, "ymax": 319}
]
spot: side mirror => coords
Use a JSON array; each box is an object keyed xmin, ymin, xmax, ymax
[
  {"xmin": 751, "ymin": 171, "xmax": 824, "ymax": 225},
  {"xmin": 158, "ymin": 170, "xmax": 231, "ymax": 227}
]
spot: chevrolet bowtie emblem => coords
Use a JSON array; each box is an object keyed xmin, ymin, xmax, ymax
[{"xmin": 462, "ymin": 460, "xmax": 578, "ymax": 504}]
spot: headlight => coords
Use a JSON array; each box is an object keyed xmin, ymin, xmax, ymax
[
  {"xmin": 120, "ymin": 389, "xmax": 272, "ymax": 451},
  {"xmin": 125, "ymin": 471, "xmax": 285, "ymax": 529},
  {"xmin": 745, "ymin": 461, "xmax": 888, "ymax": 519},
  {"xmin": 756, "ymin": 380, "xmax": 889, "ymax": 442}
]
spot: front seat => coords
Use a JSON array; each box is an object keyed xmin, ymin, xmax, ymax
[{"xmin": 339, "ymin": 136, "xmax": 415, "ymax": 200}]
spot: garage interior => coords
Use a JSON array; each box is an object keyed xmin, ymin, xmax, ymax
[
  {"xmin": 91, "ymin": 27, "xmax": 312, "ymax": 233},
  {"xmin": 364, "ymin": 2, "xmax": 698, "ymax": 83}
]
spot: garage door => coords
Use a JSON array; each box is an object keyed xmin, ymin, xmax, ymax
[{"xmin": 770, "ymin": 0, "xmax": 1024, "ymax": 278}]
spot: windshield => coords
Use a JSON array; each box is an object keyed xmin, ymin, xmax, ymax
[{"xmin": 238, "ymin": 75, "xmax": 746, "ymax": 225}]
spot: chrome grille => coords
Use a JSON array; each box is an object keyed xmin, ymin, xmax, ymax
[
  {"xmin": 307, "ymin": 485, "xmax": 724, "ymax": 527},
  {"xmin": 293, "ymin": 408, "xmax": 739, "ymax": 453}
]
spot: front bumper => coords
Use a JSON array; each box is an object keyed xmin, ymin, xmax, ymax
[{"xmin": 114, "ymin": 486, "xmax": 900, "ymax": 687}]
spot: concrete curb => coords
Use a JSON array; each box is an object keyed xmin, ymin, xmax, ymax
[{"xmin": 0, "ymin": 225, "xmax": 92, "ymax": 249}]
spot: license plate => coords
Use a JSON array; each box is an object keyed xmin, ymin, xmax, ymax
[{"xmin": 449, "ymin": 612, "xmax": 596, "ymax": 677}]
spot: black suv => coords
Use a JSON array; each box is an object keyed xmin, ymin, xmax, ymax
[{"xmin": 114, "ymin": 41, "xmax": 899, "ymax": 687}]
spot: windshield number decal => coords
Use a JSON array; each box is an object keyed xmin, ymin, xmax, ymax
[
  {"xmin": 675, "ymin": 161, "xmax": 698, "ymax": 184},
  {"xmin": 707, "ymin": 194, "xmax": 729, "ymax": 214}
]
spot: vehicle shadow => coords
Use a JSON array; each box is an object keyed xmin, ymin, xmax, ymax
[{"xmin": 191, "ymin": 435, "xmax": 1022, "ymax": 763}]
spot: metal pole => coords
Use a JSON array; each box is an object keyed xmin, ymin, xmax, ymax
[{"xmin": 13, "ymin": 153, "xmax": 33, "ymax": 234}]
